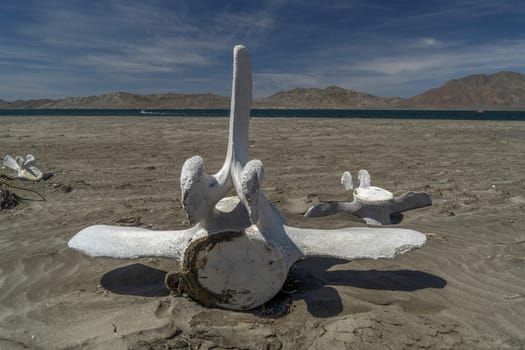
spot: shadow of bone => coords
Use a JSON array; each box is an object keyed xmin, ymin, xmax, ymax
[
  {"xmin": 99, "ymin": 258, "xmax": 446, "ymax": 318},
  {"xmin": 101, "ymin": 263, "xmax": 169, "ymax": 297},
  {"xmin": 283, "ymin": 257, "xmax": 447, "ymax": 318},
  {"xmin": 294, "ymin": 257, "xmax": 447, "ymax": 291}
]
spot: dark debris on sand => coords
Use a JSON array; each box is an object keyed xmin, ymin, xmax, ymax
[
  {"xmin": 257, "ymin": 274, "xmax": 301, "ymax": 317},
  {"xmin": 0, "ymin": 188, "xmax": 19, "ymax": 210}
]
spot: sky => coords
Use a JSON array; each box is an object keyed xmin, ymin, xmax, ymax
[{"xmin": 1, "ymin": 0, "xmax": 524, "ymax": 101}]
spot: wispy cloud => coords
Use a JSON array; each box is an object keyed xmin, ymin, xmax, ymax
[
  {"xmin": 348, "ymin": 40, "xmax": 525, "ymax": 77},
  {"xmin": 416, "ymin": 38, "xmax": 443, "ymax": 48}
]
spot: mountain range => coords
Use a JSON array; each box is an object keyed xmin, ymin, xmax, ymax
[{"xmin": 1, "ymin": 71, "xmax": 525, "ymax": 110}]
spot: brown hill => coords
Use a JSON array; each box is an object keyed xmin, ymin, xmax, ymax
[
  {"xmin": 406, "ymin": 71, "xmax": 525, "ymax": 109},
  {"xmin": 254, "ymin": 86, "xmax": 403, "ymax": 109},
  {"xmin": 0, "ymin": 92, "xmax": 230, "ymax": 109},
  {"xmin": 1, "ymin": 71, "xmax": 524, "ymax": 109},
  {"xmin": 0, "ymin": 98, "xmax": 54, "ymax": 108}
]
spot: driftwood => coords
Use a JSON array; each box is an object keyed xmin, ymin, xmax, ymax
[{"xmin": 68, "ymin": 45, "xmax": 427, "ymax": 310}]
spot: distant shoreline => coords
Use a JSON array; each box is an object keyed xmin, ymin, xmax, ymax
[
  {"xmin": 1, "ymin": 107, "xmax": 525, "ymax": 111},
  {"xmin": 1, "ymin": 108, "xmax": 524, "ymax": 121}
]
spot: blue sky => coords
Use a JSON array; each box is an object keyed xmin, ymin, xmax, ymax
[{"xmin": 1, "ymin": 0, "xmax": 524, "ymax": 100}]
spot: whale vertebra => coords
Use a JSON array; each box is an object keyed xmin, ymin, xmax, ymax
[{"xmin": 69, "ymin": 45, "xmax": 427, "ymax": 310}]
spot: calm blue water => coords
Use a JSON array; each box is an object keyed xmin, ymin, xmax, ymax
[{"xmin": 0, "ymin": 108, "xmax": 524, "ymax": 120}]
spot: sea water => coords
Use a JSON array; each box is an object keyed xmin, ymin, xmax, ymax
[{"xmin": 0, "ymin": 108, "xmax": 524, "ymax": 121}]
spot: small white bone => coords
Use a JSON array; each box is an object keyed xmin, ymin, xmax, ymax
[
  {"xmin": 357, "ymin": 169, "xmax": 371, "ymax": 188},
  {"xmin": 3, "ymin": 155, "xmax": 21, "ymax": 172},
  {"xmin": 340, "ymin": 171, "xmax": 353, "ymax": 191},
  {"xmin": 3, "ymin": 154, "xmax": 43, "ymax": 181},
  {"xmin": 354, "ymin": 170, "xmax": 394, "ymax": 205}
]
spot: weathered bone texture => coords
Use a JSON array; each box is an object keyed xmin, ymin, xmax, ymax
[
  {"xmin": 3, "ymin": 154, "xmax": 43, "ymax": 181},
  {"xmin": 68, "ymin": 45, "xmax": 427, "ymax": 310},
  {"xmin": 305, "ymin": 169, "xmax": 432, "ymax": 225}
]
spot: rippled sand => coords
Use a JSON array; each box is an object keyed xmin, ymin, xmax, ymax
[{"xmin": 1, "ymin": 116, "xmax": 524, "ymax": 349}]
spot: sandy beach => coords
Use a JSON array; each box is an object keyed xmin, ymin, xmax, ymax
[{"xmin": 1, "ymin": 116, "xmax": 524, "ymax": 349}]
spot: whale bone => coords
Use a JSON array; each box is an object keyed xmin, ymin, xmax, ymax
[
  {"xmin": 68, "ymin": 45, "xmax": 427, "ymax": 310},
  {"xmin": 3, "ymin": 154, "xmax": 44, "ymax": 181},
  {"xmin": 306, "ymin": 169, "xmax": 432, "ymax": 225}
]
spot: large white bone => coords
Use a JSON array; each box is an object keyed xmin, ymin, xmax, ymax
[
  {"xmin": 306, "ymin": 169, "xmax": 432, "ymax": 225},
  {"xmin": 69, "ymin": 223, "xmax": 425, "ymax": 262},
  {"xmin": 179, "ymin": 45, "xmax": 252, "ymax": 229},
  {"xmin": 68, "ymin": 45, "xmax": 427, "ymax": 310},
  {"xmin": 3, "ymin": 154, "xmax": 43, "ymax": 181}
]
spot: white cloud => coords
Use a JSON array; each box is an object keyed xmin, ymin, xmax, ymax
[
  {"xmin": 350, "ymin": 40, "xmax": 525, "ymax": 76},
  {"xmin": 350, "ymin": 56, "xmax": 450, "ymax": 75},
  {"xmin": 418, "ymin": 37, "xmax": 442, "ymax": 47},
  {"xmin": 213, "ymin": 10, "xmax": 276, "ymax": 36},
  {"xmin": 81, "ymin": 55, "xmax": 175, "ymax": 74}
]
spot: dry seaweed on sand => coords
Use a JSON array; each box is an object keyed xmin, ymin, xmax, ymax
[
  {"xmin": 0, "ymin": 188, "xmax": 20, "ymax": 210},
  {"xmin": 0, "ymin": 178, "xmax": 47, "ymax": 205}
]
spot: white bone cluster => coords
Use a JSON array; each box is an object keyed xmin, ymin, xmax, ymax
[{"xmin": 306, "ymin": 169, "xmax": 432, "ymax": 225}]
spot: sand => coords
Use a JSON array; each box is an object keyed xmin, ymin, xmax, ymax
[{"xmin": 0, "ymin": 116, "xmax": 524, "ymax": 349}]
